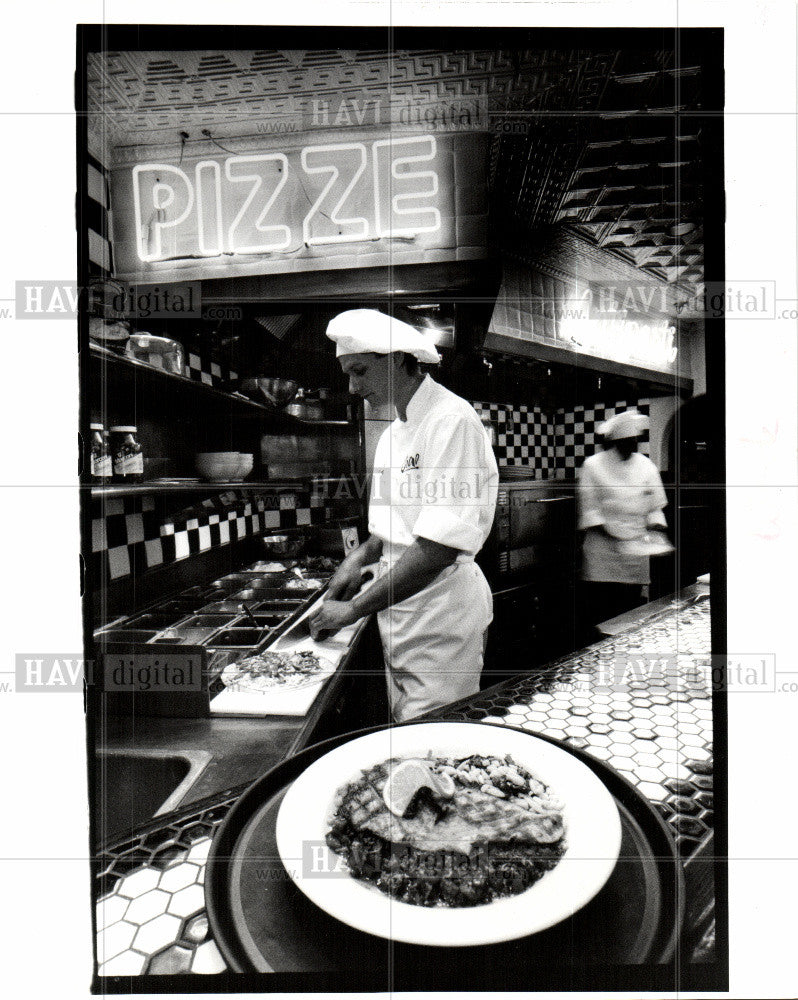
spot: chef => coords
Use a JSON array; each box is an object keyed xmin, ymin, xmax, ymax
[
  {"xmin": 577, "ymin": 408, "xmax": 669, "ymax": 632},
  {"xmin": 308, "ymin": 308, "xmax": 498, "ymax": 722}
]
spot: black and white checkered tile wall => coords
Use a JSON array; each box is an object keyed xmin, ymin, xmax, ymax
[
  {"xmin": 184, "ymin": 351, "xmax": 238, "ymax": 388},
  {"xmin": 472, "ymin": 399, "xmax": 650, "ymax": 479},
  {"xmin": 554, "ymin": 400, "xmax": 650, "ymax": 478},
  {"xmin": 472, "ymin": 402, "xmax": 557, "ymax": 477},
  {"xmin": 91, "ymin": 490, "xmax": 329, "ymax": 582}
]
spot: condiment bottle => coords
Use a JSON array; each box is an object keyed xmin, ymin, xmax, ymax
[
  {"xmin": 110, "ymin": 425, "xmax": 144, "ymax": 480},
  {"xmin": 90, "ymin": 422, "xmax": 113, "ymax": 479}
]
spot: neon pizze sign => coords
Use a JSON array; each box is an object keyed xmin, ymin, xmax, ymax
[{"xmin": 131, "ymin": 135, "xmax": 442, "ymax": 262}]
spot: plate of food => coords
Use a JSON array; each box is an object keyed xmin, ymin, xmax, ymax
[
  {"xmin": 221, "ymin": 649, "xmax": 336, "ymax": 693},
  {"xmin": 274, "ymin": 722, "xmax": 621, "ymax": 946}
]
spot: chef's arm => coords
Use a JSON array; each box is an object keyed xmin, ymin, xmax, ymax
[
  {"xmin": 325, "ymin": 534, "xmax": 384, "ymax": 600},
  {"xmin": 647, "ymin": 509, "xmax": 668, "ymax": 529},
  {"xmin": 350, "ymin": 536, "xmax": 459, "ymax": 618},
  {"xmin": 646, "ymin": 469, "xmax": 669, "ymax": 529},
  {"xmin": 308, "ymin": 536, "xmax": 458, "ymax": 638},
  {"xmin": 576, "ymin": 467, "xmax": 608, "ymax": 535}
]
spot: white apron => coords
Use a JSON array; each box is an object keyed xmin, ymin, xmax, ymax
[{"xmin": 375, "ymin": 549, "xmax": 493, "ymax": 723}]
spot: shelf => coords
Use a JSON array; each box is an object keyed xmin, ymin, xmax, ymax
[
  {"xmin": 88, "ymin": 476, "xmax": 355, "ymax": 499},
  {"xmin": 87, "ymin": 343, "xmax": 356, "ymax": 429}
]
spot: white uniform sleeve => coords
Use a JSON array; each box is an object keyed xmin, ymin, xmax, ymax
[
  {"xmin": 577, "ymin": 460, "xmax": 605, "ymax": 530},
  {"xmin": 645, "ymin": 463, "xmax": 668, "ymax": 528},
  {"xmin": 412, "ymin": 415, "xmax": 495, "ymax": 553}
]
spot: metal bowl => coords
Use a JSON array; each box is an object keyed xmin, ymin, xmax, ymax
[
  {"xmin": 241, "ymin": 378, "xmax": 300, "ymax": 408},
  {"xmin": 262, "ymin": 534, "xmax": 306, "ymax": 557}
]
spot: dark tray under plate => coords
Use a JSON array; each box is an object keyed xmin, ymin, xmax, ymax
[{"xmin": 206, "ymin": 722, "xmax": 684, "ymax": 986}]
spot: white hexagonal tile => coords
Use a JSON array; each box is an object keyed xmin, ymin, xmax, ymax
[
  {"xmin": 650, "ymin": 706, "xmax": 674, "ymax": 719},
  {"xmin": 652, "ymin": 736, "xmax": 680, "ymax": 751},
  {"xmin": 96, "ymin": 894, "xmax": 128, "ymax": 931},
  {"xmin": 587, "ymin": 733, "xmax": 612, "ymax": 747},
  {"xmin": 187, "ymin": 838, "xmax": 212, "ymax": 864},
  {"xmin": 480, "ymin": 715, "xmax": 506, "ymax": 726},
  {"xmin": 631, "ymin": 739, "xmax": 658, "ymax": 754},
  {"xmin": 167, "ymin": 882, "xmax": 205, "ymax": 918},
  {"xmin": 192, "ymin": 939, "xmax": 226, "ymax": 973},
  {"xmin": 133, "ymin": 913, "xmax": 182, "ymax": 955},
  {"xmin": 585, "ymin": 745, "xmax": 612, "ymax": 761},
  {"xmin": 610, "ymin": 756, "xmax": 636, "ymax": 772},
  {"xmin": 548, "ymin": 709, "xmax": 570, "ymax": 720},
  {"xmin": 97, "ymin": 920, "xmax": 136, "ymax": 963},
  {"xmin": 591, "ymin": 694, "xmax": 612, "ymax": 705},
  {"xmin": 532, "ymin": 693, "xmax": 554, "ymax": 703},
  {"xmin": 505, "ymin": 705, "xmax": 528, "ymax": 717},
  {"xmin": 653, "ymin": 725, "xmax": 679, "ymax": 738},
  {"xmin": 609, "ymin": 743, "xmax": 634, "ymax": 757},
  {"xmin": 98, "ymin": 949, "xmax": 146, "ymax": 976},
  {"xmin": 565, "ymin": 725, "xmax": 590, "ymax": 739},
  {"xmin": 674, "ymin": 732, "xmax": 705, "ymax": 748},
  {"xmin": 124, "ymin": 888, "xmax": 171, "ymax": 926},
  {"xmin": 159, "ymin": 862, "xmax": 200, "ymax": 893},
  {"xmin": 634, "ymin": 752, "xmax": 665, "ymax": 768},
  {"xmin": 636, "ymin": 780, "xmax": 668, "ymax": 802},
  {"xmin": 611, "ymin": 731, "xmax": 634, "ymax": 745},
  {"xmin": 610, "ymin": 720, "xmax": 634, "ymax": 733},
  {"xmin": 684, "ymin": 746, "xmax": 711, "ymax": 763},
  {"xmin": 525, "ymin": 711, "xmax": 549, "ymax": 722},
  {"xmin": 659, "ymin": 761, "xmax": 691, "ymax": 781},
  {"xmin": 633, "ymin": 766, "xmax": 667, "ymax": 783},
  {"xmin": 117, "ymin": 867, "xmax": 160, "ymax": 899},
  {"xmin": 590, "ymin": 713, "xmax": 612, "ymax": 725}
]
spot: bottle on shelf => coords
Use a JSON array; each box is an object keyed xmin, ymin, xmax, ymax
[
  {"xmin": 110, "ymin": 425, "xmax": 144, "ymax": 481},
  {"xmin": 90, "ymin": 422, "xmax": 113, "ymax": 480}
]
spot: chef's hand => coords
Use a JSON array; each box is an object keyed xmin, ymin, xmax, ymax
[
  {"xmin": 326, "ymin": 564, "xmax": 368, "ymax": 602},
  {"xmin": 308, "ymin": 599, "xmax": 358, "ymax": 640}
]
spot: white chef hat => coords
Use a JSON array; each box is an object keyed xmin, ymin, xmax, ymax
[
  {"xmin": 599, "ymin": 408, "xmax": 649, "ymax": 440},
  {"xmin": 326, "ymin": 308, "xmax": 441, "ymax": 364}
]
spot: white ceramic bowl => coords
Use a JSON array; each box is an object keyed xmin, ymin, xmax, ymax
[
  {"xmin": 195, "ymin": 452, "xmax": 244, "ymax": 482},
  {"xmin": 235, "ymin": 453, "xmax": 254, "ymax": 479}
]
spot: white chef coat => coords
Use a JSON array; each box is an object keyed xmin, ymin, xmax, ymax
[
  {"xmin": 369, "ymin": 375, "xmax": 498, "ymax": 721},
  {"xmin": 577, "ymin": 449, "xmax": 668, "ymax": 585}
]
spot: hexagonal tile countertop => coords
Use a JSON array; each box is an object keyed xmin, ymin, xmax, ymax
[
  {"xmin": 94, "ymin": 591, "xmax": 712, "ymax": 976},
  {"xmin": 445, "ymin": 592, "xmax": 714, "ymax": 853}
]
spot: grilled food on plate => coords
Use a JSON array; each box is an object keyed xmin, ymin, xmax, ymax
[{"xmin": 326, "ymin": 754, "xmax": 566, "ymax": 907}]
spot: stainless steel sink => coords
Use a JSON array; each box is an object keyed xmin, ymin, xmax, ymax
[{"xmin": 93, "ymin": 748, "xmax": 212, "ymax": 844}]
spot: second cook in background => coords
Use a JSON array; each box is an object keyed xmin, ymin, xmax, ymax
[
  {"xmin": 309, "ymin": 309, "xmax": 499, "ymax": 722},
  {"xmin": 577, "ymin": 408, "xmax": 670, "ymax": 635}
]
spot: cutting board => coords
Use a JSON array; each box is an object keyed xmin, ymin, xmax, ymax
[{"xmin": 209, "ymin": 599, "xmax": 360, "ymax": 717}]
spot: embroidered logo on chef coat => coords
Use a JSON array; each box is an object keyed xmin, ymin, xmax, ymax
[{"xmin": 400, "ymin": 453, "xmax": 420, "ymax": 474}]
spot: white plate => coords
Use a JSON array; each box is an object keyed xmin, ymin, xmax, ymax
[{"xmin": 275, "ymin": 722, "xmax": 622, "ymax": 947}]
